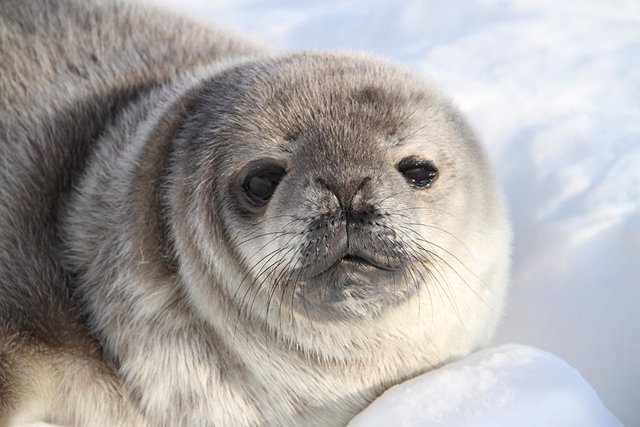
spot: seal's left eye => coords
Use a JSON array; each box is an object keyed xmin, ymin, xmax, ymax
[
  {"xmin": 397, "ymin": 157, "xmax": 438, "ymax": 188},
  {"xmin": 243, "ymin": 163, "xmax": 286, "ymax": 206}
]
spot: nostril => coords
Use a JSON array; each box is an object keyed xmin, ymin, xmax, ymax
[
  {"xmin": 315, "ymin": 177, "xmax": 331, "ymax": 190},
  {"xmin": 356, "ymin": 177, "xmax": 371, "ymax": 194}
]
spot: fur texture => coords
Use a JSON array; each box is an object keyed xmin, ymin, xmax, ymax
[{"xmin": 0, "ymin": 0, "xmax": 510, "ymax": 425}]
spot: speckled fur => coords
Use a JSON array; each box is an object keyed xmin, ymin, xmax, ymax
[{"xmin": 0, "ymin": 0, "xmax": 510, "ymax": 426}]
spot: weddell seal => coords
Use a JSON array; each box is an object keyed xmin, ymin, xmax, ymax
[{"xmin": 0, "ymin": 0, "xmax": 511, "ymax": 425}]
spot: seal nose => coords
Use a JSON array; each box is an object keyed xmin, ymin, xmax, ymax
[{"xmin": 316, "ymin": 176, "xmax": 373, "ymax": 218}]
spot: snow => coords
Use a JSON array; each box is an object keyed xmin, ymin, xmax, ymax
[
  {"xmin": 349, "ymin": 345, "xmax": 622, "ymax": 427},
  {"xmin": 149, "ymin": 0, "xmax": 639, "ymax": 425}
]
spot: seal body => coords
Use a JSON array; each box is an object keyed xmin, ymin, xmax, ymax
[{"xmin": 0, "ymin": 1, "xmax": 511, "ymax": 425}]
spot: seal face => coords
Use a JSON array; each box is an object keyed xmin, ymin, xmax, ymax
[{"xmin": 169, "ymin": 54, "xmax": 509, "ymax": 329}]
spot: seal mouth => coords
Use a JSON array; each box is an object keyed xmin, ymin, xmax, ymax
[
  {"xmin": 295, "ymin": 250, "xmax": 402, "ymax": 282},
  {"xmin": 338, "ymin": 253, "xmax": 402, "ymax": 274},
  {"xmin": 340, "ymin": 254, "xmax": 377, "ymax": 267},
  {"xmin": 291, "ymin": 254, "xmax": 417, "ymax": 321}
]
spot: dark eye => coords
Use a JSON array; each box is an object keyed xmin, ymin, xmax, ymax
[
  {"xmin": 397, "ymin": 157, "xmax": 438, "ymax": 188},
  {"xmin": 242, "ymin": 162, "xmax": 286, "ymax": 207}
]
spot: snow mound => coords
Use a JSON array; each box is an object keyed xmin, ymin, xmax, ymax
[{"xmin": 349, "ymin": 345, "xmax": 622, "ymax": 427}]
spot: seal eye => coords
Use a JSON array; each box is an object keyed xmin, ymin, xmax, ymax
[
  {"xmin": 397, "ymin": 157, "xmax": 438, "ymax": 188},
  {"xmin": 242, "ymin": 163, "xmax": 286, "ymax": 206}
]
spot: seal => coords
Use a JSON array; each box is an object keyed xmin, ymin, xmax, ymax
[{"xmin": 0, "ymin": 0, "xmax": 511, "ymax": 425}]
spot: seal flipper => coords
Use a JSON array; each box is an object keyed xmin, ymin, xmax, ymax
[{"xmin": 0, "ymin": 336, "xmax": 147, "ymax": 426}]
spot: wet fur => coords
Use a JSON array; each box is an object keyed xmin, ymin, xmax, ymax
[{"xmin": 0, "ymin": 0, "xmax": 510, "ymax": 425}]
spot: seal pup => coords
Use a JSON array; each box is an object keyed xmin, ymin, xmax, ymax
[{"xmin": 0, "ymin": 0, "xmax": 511, "ymax": 425}]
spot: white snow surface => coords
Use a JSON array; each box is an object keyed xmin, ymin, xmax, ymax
[
  {"xmin": 349, "ymin": 345, "xmax": 622, "ymax": 427},
  {"xmin": 148, "ymin": 0, "xmax": 639, "ymax": 425}
]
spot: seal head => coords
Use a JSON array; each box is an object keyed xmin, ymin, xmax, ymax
[{"xmin": 167, "ymin": 53, "xmax": 509, "ymax": 329}]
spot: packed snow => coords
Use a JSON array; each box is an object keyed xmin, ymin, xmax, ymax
[
  {"xmin": 157, "ymin": 0, "xmax": 639, "ymax": 424},
  {"xmin": 349, "ymin": 345, "xmax": 621, "ymax": 427}
]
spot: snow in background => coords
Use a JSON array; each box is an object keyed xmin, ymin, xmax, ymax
[{"xmin": 148, "ymin": 0, "xmax": 640, "ymax": 424}]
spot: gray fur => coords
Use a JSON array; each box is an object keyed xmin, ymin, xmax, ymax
[{"xmin": 0, "ymin": 0, "xmax": 510, "ymax": 425}]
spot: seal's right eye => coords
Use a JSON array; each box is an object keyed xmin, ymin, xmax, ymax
[{"xmin": 242, "ymin": 162, "xmax": 286, "ymax": 207}]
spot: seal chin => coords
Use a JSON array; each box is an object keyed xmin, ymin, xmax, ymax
[{"xmin": 291, "ymin": 257, "xmax": 416, "ymax": 322}]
